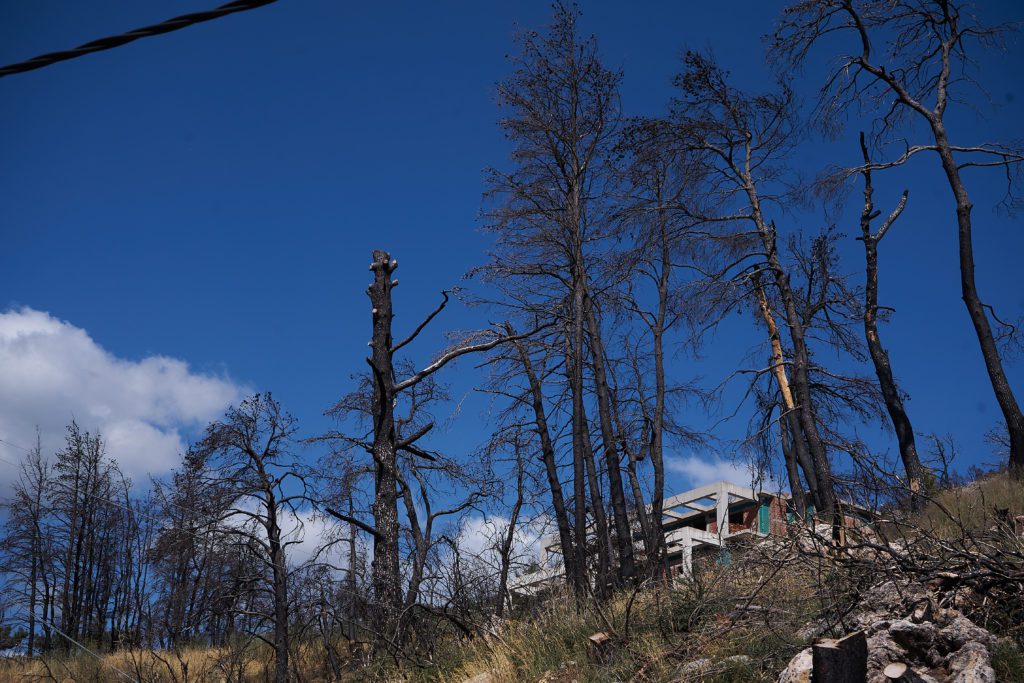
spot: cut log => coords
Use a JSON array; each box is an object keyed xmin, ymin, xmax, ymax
[
  {"xmin": 883, "ymin": 662, "xmax": 907, "ymax": 680},
  {"xmin": 812, "ymin": 630, "xmax": 867, "ymax": 683}
]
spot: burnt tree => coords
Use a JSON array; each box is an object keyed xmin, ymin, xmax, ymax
[
  {"xmin": 341, "ymin": 250, "xmax": 532, "ymax": 647},
  {"xmin": 855, "ymin": 133, "xmax": 926, "ymax": 505}
]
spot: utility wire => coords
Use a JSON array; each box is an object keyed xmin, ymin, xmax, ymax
[
  {"xmin": 14, "ymin": 609, "xmax": 138, "ymax": 683},
  {"xmin": 0, "ymin": 0, "xmax": 280, "ymax": 79}
]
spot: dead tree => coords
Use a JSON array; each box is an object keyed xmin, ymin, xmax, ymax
[
  {"xmin": 752, "ymin": 269, "xmax": 816, "ymax": 514},
  {"xmin": 0, "ymin": 436, "xmax": 51, "ymax": 656},
  {"xmin": 329, "ymin": 250, "xmax": 533, "ymax": 649},
  {"xmin": 855, "ymin": 132, "xmax": 926, "ymax": 505},
  {"xmin": 616, "ymin": 118, "xmax": 719, "ymax": 576},
  {"xmin": 493, "ymin": 435, "xmax": 528, "ymax": 618},
  {"xmin": 393, "ymin": 371, "xmax": 492, "ymax": 622},
  {"xmin": 196, "ymin": 393, "xmax": 303, "ymax": 683},
  {"xmin": 773, "ymin": 0, "xmax": 1024, "ymax": 476},
  {"xmin": 479, "ymin": 4, "xmax": 635, "ymax": 589},
  {"xmin": 671, "ymin": 52, "xmax": 839, "ymax": 520},
  {"xmin": 508, "ymin": 331, "xmax": 578, "ymax": 593}
]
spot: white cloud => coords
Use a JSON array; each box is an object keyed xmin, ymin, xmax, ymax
[
  {"xmin": 280, "ymin": 508, "xmax": 347, "ymax": 568},
  {"xmin": 665, "ymin": 454, "xmax": 754, "ymax": 489},
  {"xmin": 0, "ymin": 307, "xmax": 246, "ymax": 486},
  {"xmin": 456, "ymin": 514, "xmax": 548, "ymax": 574}
]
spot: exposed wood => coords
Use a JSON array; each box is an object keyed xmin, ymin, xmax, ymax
[{"xmin": 883, "ymin": 662, "xmax": 907, "ymax": 680}]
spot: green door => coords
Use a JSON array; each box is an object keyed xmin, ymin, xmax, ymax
[{"xmin": 758, "ymin": 500, "xmax": 770, "ymax": 534}]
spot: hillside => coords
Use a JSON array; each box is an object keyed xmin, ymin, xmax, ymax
[{"xmin": 2, "ymin": 472, "xmax": 1021, "ymax": 682}]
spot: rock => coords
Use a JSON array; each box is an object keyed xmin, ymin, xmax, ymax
[
  {"xmin": 866, "ymin": 630, "xmax": 908, "ymax": 679},
  {"xmin": 940, "ymin": 614, "xmax": 993, "ymax": 651},
  {"xmin": 888, "ymin": 619, "xmax": 943, "ymax": 665},
  {"xmin": 461, "ymin": 674, "xmax": 494, "ymax": 683},
  {"xmin": 778, "ymin": 579, "xmax": 1000, "ymax": 683},
  {"xmin": 796, "ymin": 618, "xmax": 829, "ymax": 640},
  {"xmin": 676, "ymin": 657, "xmax": 712, "ymax": 680},
  {"xmin": 849, "ymin": 581, "xmax": 929, "ymax": 634},
  {"xmin": 910, "ymin": 600, "xmax": 934, "ymax": 624},
  {"xmin": 947, "ymin": 641, "xmax": 995, "ymax": 683},
  {"xmin": 777, "ymin": 648, "xmax": 812, "ymax": 683}
]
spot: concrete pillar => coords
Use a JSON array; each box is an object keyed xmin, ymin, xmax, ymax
[{"xmin": 716, "ymin": 482, "xmax": 729, "ymax": 540}]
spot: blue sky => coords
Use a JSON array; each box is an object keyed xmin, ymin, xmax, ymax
[{"xmin": 1, "ymin": 1, "xmax": 1022, "ymax": 494}]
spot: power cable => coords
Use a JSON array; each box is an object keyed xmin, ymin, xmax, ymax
[
  {"xmin": 0, "ymin": 0, "xmax": 280, "ymax": 79},
  {"xmin": 13, "ymin": 609, "xmax": 138, "ymax": 683}
]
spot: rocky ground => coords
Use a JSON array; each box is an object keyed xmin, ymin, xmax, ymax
[{"xmin": 777, "ymin": 580, "xmax": 998, "ymax": 683}]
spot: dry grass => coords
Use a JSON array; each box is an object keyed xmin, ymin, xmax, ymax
[
  {"xmin": 428, "ymin": 552, "xmax": 824, "ymax": 683},
  {"xmin": 8, "ymin": 477, "xmax": 1020, "ymax": 682},
  {"xmin": 0, "ymin": 558, "xmax": 829, "ymax": 682},
  {"xmin": 913, "ymin": 470, "xmax": 1024, "ymax": 537},
  {"xmin": 0, "ymin": 643, "xmax": 261, "ymax": 683},
  {"xmin": 0, "ymin": 639, "xmax": 373, "ymax": 682}
]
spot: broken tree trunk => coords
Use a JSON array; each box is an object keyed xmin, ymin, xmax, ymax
[{"xmin": 367, "ymin": 249, "xmax": 403, "ymax": 642}]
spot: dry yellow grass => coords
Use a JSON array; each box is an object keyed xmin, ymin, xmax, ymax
[
  {"xmin": 914, "ymin": 470, "xmax": 1024, "ymax": 537},
  {"xmin": 0, "ymin": 562, "xmax": 821, "ymax": 682},
  {"xmin": 0, "ymin": 640, "xmax": 368, "ymax": 682},
  {"xmin": 0, "ymin": 643, "xmax": 260, "ymax": 683}
]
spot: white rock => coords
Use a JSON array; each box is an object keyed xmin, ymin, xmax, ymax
[
  {"xmin": 947, "ymin": 641, "xmax": 995, "ymax": 683},
  {"xmin": 777, "ymin": 648, "xmax": 812, "ymax": 683}
]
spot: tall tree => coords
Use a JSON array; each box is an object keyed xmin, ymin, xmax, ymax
[
  {"xmin": 480, "ymin": 3, "xmax": 635, "ymax": 588},
  {"xmin": 670, "ymin": 52, "xmax": 840, "ymax": 519},
  {"xmin": 329, "ymin": 251, "xmax": 528, "ymax": 648},
  {"xmin": 855, "ymin": 133, "xmax": 926, "ymax": 504},
  {"xmin": 1, "ymin": 436, "xmax": 51, "ymax": 656},
  {"xmin": 617, "ymin": 119, "xmax": 708, "ymax": 575}
]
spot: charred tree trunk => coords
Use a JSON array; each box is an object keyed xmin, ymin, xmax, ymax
[
  {"xmin": 931, "ymin": 124, "xmax": 1024, "ymax": 477},
  {"xmin": 778, "ymin": 414, "xmax": 807, "ymax": 516},
  {"xmin": 749, "ymin": 200, "xmax": 837, "ymax": 520},
  {"xmin": 608, "ymin": 360, "xmax": 653, "ymax": 562},
  {"xmin": 753, "ymin": 270, "xmax": 818, "ymax": 513},
  {"xmin": 583, "ymin": 293, "xmax": 636, "ymax": 585},
  {"xmin": 580, "ymin": 415, "xmax": 612, "ymax": 597},
  {"xmin": 780, "ymin": 272, "xmax": 837, "ymax": 520},
  {"xmin": 569, "ymin": 281, "xmax": 593, "ymax": 595},
  {"xmin": 623, "ymin": 445, "xmax": 652, "ymax": 560},
  {"xmin": 858, "ymin": 135, "xmax": 926, "ymax": 502},
  {"xmin": 265, "ymin": 497, "xmax": 290, "ymax": 683},
  {"xmin": 647, "ymin": 205, "xmax": 670, "ymax": 579},
  {"xmin": 513, "ymin": 337, "xmax": 580, "ymax": 595},
  {"xmin": 346, "ymin": 492, "xmax": 358, "ymax": 642},
  {"xmin": 495, "ymin": 441, "xmax": 526, "ymax": 618},
  {"xmin": 367, "ymin": 249, "xmax": 403, "ymax": 637}
]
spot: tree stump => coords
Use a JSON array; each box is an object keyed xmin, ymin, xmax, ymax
[{"xmin": 812, "ymin": 630, "xmax": 867, "ymax": 683}]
